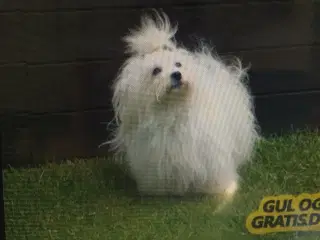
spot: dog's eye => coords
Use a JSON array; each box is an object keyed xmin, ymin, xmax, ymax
[
  {"xmin": 175, "ymin": 62, "xmax": 182, "ymax": 68},
  {"xmin": 163, "ymin": 45, "xmax": 172, "ymax": 51},
  {"xmin": 152, "ymin": 67, "xmax": 162, "ymax": 76}
]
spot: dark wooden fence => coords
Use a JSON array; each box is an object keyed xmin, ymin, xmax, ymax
[{"xmin": 1, "ymin": 0, "xmax": 320, "ymax": 167}]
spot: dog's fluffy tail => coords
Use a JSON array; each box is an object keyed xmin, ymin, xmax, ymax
[{"xmin": 123, "ymin": 10, "xmax": 178, "ymax": 55}]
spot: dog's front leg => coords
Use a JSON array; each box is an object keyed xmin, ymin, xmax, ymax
[{"xmin": 202, "ymin": 161, "xmax": 239, "ymax": 198}]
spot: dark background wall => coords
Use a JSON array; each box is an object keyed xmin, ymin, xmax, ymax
[{"xmin": 1, "ymin": 0, "xmax": 320, "ymax": 167}]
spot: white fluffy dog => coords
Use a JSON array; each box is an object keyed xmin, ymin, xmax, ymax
[{"xmin": 108, "ymin": 11, "xmax": 259, "ymax": 197}]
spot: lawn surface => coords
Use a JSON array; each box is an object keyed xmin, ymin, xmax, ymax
[{"xmin": 4, "ymin": 130, "xmax": 320, "ymax": 240}]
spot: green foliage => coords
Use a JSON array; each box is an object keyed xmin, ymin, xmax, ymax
[{"xmin": 4, "ymin": 130, "xmax": 320, "ymax": 240}]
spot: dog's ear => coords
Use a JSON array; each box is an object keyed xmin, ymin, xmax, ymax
[{"xmin": 123, "ymin": 11, "xmax": 178, "ymax": 55}]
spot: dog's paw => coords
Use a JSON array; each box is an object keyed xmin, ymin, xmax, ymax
[
  {"xmin": 224, "ymin": 180, "xmax": 238, "ymax": 199},
  {"xmin": 200, "ymin": 178, "xmax": 239, "ymax": 199}
]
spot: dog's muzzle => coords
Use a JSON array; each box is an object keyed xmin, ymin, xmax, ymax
[{"xmin": 170, "ymin": 71, "xmax": 182, "ymax": 89}]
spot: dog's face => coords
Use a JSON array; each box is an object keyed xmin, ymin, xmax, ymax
[
  {"xmin": 113, "ymin": 12, "xmax": 199, "ymax": 115},
  {"xmin": 122, "ymin": 48, "xmax": 193, "ymax": 106}
]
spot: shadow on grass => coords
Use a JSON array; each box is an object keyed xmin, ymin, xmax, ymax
[
  {"xmin": 97, "ymin": 155, "xmax": 226, "ymax": 209},
  {"xmin": 100, "ymin": 157, "xmax": 138, "ymax": 196}
]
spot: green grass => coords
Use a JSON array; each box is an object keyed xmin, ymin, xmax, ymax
[{"xmin": 4, "ymin": 130, "xmax": 320, "ymax": 240}]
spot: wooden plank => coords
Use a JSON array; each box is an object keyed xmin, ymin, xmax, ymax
[
  {"xmin": 1, "ymin": 110, "xmax": 114, "ymax": 168},
  {"xmin": 0, "ymin": 64, "xmax": 27, "ymax": 114},
  {"xmin": 240, "ymin": 46, "xmax": 320, "ymax": 95},
  {"xmin": 1, "ymin": 46, "xmax": 320, "ymax": 113},
  {"xmin": 2, "ymin": 91, "xmax": 320, "ymax": 167},
  {"xmin": 0, "ymin": 1, "xmax": 291, "ymax": 11},
  {"xmin": 0, "ymin": 0, "xmax": 25, "ymax": 11},
  {"xmin": 0, "ymin": 0, "xmax": 223, "ymax": 11},
  {"xmin": 255, "ymin": 91, "xmax": 320, "ymax": 135},
  {"xmin": 0, "ymin": 61, "xmax": 116, "ymax": 113},
  {"xmin": 0, "ymin": 61, "xmax": 117, "ymax": 113},
  {"xmin": 0, "ymin": 13, "xmax": 24, "ymax": 64},
  {"xmin": 21, "ymin": 3, "xmax": 313, "ymax": 64},
  {"xmin": 314, "ymin": 1, "xmax": 320, "ymax": 44}
]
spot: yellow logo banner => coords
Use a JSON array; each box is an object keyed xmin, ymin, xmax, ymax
[{"xmin": 246, "ymin": 193, "xmax": 320, "ymax": 235}]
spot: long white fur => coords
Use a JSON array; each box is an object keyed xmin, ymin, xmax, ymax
[{"xmin": 108, "ymin": 11, "xmax": 260, "ymax": 196}]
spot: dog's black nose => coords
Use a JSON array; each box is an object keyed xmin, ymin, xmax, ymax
[{"xmin": 170, "ymin": 71, "xmax": 182, "ymax": 86}]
